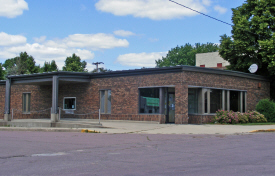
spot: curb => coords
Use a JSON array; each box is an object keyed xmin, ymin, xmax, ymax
[
  {"xmin": 250, "ymin": 129, "xmax": 275, "ymax": 133},
  {"xmin": 0, "ymin": 127, "xmax": 82, "ymax": 132}
]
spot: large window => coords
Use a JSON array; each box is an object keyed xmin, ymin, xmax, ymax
[
  {"xmin": 139, "ymin": 88, "xmax": 160, "ymax": 114},
  {"xmin": 63, "ymin": 97, "xmax": 76, "ymax": 110},
  {"xmin": 22, "ymin": 93, "xmax": 31, "ymax": 113},
  {"xmin": 100, "ymin": 90, "xmax": 111, "ymax": 114},
  {"xmin": 210, "ymin": 89, "xmax": 222, "ymax": 113},
  {"xmin": 188, "ymin": 88, "xmax": 247, "ymax": 114}
]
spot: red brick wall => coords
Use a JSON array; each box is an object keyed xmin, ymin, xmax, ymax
[{"xmin": 4, "ymin": 70, "xmax": 270, "ymax": 124}]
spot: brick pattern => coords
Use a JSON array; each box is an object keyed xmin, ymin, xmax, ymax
[
  {"xmin": 188, "ymin": 114, "xmax": 214, "ymax": 124},
  {"xmin": 2, "ymin": 70, "xmax": 270, "ymax": 124}
]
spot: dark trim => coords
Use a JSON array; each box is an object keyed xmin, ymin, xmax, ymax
[
  {"xmin": 90, "ymin": 66, "xmax": 183, "ymax": 78},
  {"xmin": 182, "ymin": 65, "xmax": 269, "ymax": 81},
  {"xmin": 0, "ymin": 80, "xmax": 6, "ymax": 85},
  {"xmin": 5, "ymin": 65, "xmax": 269, "ymax": 83}
]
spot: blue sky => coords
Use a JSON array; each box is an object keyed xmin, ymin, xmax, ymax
[{"xmin": 0, "ymin": 0, "xmax": 245, "ymax": 71}]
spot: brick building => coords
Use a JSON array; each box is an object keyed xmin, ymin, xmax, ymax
[{"xmin": 1, "ymin": 66, "xmax": 270, "ymax": 124}]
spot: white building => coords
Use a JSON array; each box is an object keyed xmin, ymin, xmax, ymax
[{"xmin": 196, "ymin": 52, "xmax": 230, "ymax": 69}]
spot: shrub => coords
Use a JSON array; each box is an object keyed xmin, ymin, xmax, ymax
[
  {"xmin": 256, "ymin": 99, "xmax": 275, "ymax": 122},
  {"xmin": 246, "ymin": 111, "xmax": 267, "ymax": 123},
  {"xmin": 213, "ymin": 110, "xmax": 267, "ymax": 124}
]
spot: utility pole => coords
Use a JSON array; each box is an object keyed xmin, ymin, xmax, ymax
[{"xmin": 92, "ymin": 62, "xmax": 104, "ymax": 73}]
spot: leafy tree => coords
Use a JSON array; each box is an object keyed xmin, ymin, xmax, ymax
[
  {"xmin": 3, "ymin": 52, "xmax": 40, "ymax": 75},
  {"xmin": 155, "ymin": 43, "xmax": 219, "ymax": 67},
  {"xmin": 62, "ymin": 53, "xmax": 87, "ymax": 72},
  {"xmin": 219, "ymin": 0, "xmax": 275, "ymax": 99},
  {"xmin": 41, "ymin": 60, "xmax": 58, "ymax": 72},
  {"xmin": 219, "ymin": 0, "xmax": 275, "ymax": 76}
]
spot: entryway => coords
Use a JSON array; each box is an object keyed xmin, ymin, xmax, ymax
[{"xmin": 165, "ymin": 87, "xmax": 175, "ymax": 123}]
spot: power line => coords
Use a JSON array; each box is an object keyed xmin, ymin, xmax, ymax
[
  {"xmin": 169, "ymin": 0, "xmax": 259, "ymax": 36},
  {"xmin": 169, "ymin": 0, "xmax": 233, "ymax": 26}
]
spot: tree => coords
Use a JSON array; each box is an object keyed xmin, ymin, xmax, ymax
[
  {"xmin": 41, "ymin": 60, "xmax": 58, "ymax": 72},
  {"xmin": 3, "ymin": 52, "xmax": 40, "ymax": 75},
  {"xmin": 219, "ymin": 0, "xmax": 275, "ymax": 99},
  {"xmin": 91, "ymin": 67, "xmax": 111, "ymax": 73},
  {"xmin": 156, "ymin": 43, "xmax": 219, "ymax": 67},
  {"xmin": 62, "ymin": 53, "xmax": 87, "ymax": 72},
  {"xmin": 219, "ymin": 0, "xmax": 275, "ymax": 76}
]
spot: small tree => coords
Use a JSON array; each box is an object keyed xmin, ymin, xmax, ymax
[
  {"xmin": 3, "ymin": 52, "xmax": 40, "ymax": 75},
  {"xmin": 62, "ymin": 53, "xmax": 87, "ymax": 72},
  {"xmin": 41, "ymin": 60, "xmax": 58, "ymax": 72}
]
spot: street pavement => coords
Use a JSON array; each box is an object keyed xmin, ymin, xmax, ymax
[{"xmin": 0, "ymin": 131, "xmax": 274, "ymax": 176}]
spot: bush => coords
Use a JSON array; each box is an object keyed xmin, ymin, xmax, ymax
[
  {"xmin": 213, "ymin": 110, "xmax": 267, "ymax": 124},
  {"xmin": 256, "ymin": 99, "xmax": 275, "ymax": 122}
]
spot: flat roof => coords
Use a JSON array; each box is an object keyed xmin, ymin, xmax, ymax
[{"xmin": 2, "ymin": 65, "xmax": 269, "ymax": 84}]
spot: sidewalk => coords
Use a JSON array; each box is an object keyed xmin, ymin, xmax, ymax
[{"xmin": 1, "ymin": 119, "xmax": 275, "ymax": 134}]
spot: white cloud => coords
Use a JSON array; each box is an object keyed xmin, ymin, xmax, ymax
[
  {"xmin": 0, "ymin": 0, "xmax": 28, "ymax": 18},
  {"xmin": 95, "ymin": 0, "xmax": 209, "ymax": 20},
  {"xmin": 0, "ymin": 43, "xmax": 95, "ymax": 70},
  {"xmin": 0, "ymin": 32, "xmax": 130, "ymax": 71},
  {"xmin": 114, "ymin": 30, "xmax": 135, "ymax": 37},
  {"xmin": 116, "ymin": 52, "xmax": 167, "ymax": 67},
  {"xmin": 0, "ymin": 32, "xmax": 27, "ymax": 46},
  {"xmin": 45, "ymin": 33, "xmax": 129, "ymax": 50},
  {"xmin": 214, "ymin": 5, "xmax": 227, "ymax": 14}
]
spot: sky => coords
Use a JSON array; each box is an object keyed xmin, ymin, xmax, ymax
[{"xmin": 0, "ymin": 0, "xmax": 246, "ymax": 71}]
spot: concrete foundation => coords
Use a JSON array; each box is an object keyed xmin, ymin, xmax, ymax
[
  {"xmin": 4, "ymin": 114, "xmax": 11, "ymax": 121},
  {"xmin": 51, "ymin": 113, "xmax": 59, "ymax": 122}
]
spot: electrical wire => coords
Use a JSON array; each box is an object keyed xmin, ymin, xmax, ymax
[{"xmin": 169, "ymin": 0, "xmax": 260, "ymax": 36}]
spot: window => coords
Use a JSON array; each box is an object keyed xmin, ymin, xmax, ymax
[
  {"xmin": 200, "ymin": 65, "xmax": 205, "ymax": 67},
  {"xmin": 210, "ymin": 89, "xmax": 222, "ymax": 113},
  {"xmin": 139, "ymin": 88, "xmax": 159, "ymax": 114},
  {"xmin": 217, "ymin": 63, "xmax": 222, "ymax": 68},
  {"xmin": 22, "ymin": 93, "xmax": 31, "ymax": 113},
  {"xmin": 188, "ymin": 88, "xmax": 246, "ymax": 114},
  {"xmin": 63, "ymin": 97, "xmax": 76, "ymax": 110},
  {"xmin": 100, "ymin": 90, "xmax": 111, "ymax": 114}
]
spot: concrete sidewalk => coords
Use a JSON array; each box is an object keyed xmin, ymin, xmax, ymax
[{"xmin": 1, "ymin": 119, "xmax": 275, "ymax": 134}]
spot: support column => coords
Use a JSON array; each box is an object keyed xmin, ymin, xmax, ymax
[
  {"xmin": 51, "ymin": 76, "xmax": 59, "ymax": 122},
  {"xmin": 4, "ymin": 79, "xmax": 11, "ymax": 121}
]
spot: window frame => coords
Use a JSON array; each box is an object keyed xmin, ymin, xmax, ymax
[
  {"xmin": 22, "ymin": 92, "xmax": 31, "ymax": 114},
  {"xmin": 188, "ymin": 86, "xmax": 247, "ymax": 115},
  {"xmin": 63, "ymin": 97, "xmax": 76, "ymax": 110},
  {"xmin": 100, "ymin": 89, "xmax": 111, "ymax": 114}
]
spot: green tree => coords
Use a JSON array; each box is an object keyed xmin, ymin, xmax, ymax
[
  {"xmin": 41, "ymin": 60, "xmax": 58, "ymax": 72},
  {"xmin": 219, "ymin": 0, "xmax": 275, "ymax": 99},
  {"xmin": 62, "ymin": 53, "xmax": 87, "ymax": 72},
  {"xmin": 3, "ymin": 52, "xmax": 40, "ymax": 75},
  {"xmin": 156, "ymin": 43, "xmax": 219, "ymax": 67},
  {"xmin": 219, "ymin": 0, "xmax": 275, "ymax": 76}
]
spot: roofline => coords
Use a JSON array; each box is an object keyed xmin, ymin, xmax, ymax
[
  {"xmin": 0, "ymin": 80, "xmax": 6, "ymax": 85},
  {"xmin": 3, "ymin": 66, "xmax": 270, "ymax": 82},
  {"xmin": 181, "ymin": 66, "xmax": 269, "ymax": 81}
]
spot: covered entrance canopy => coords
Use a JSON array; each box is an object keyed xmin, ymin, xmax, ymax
[{"xmin": 4, "ymin": 72, "xmax": 91, "ymax": 122}]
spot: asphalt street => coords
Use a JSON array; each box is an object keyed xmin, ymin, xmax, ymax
[{"xmin": 0, "ymin": 131, "xmax": 274, "ymax": 176}]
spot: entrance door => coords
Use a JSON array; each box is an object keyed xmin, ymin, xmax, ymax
[{"xmin": 168, "ymin": 93, "xmax": 175, "ymax": 123}]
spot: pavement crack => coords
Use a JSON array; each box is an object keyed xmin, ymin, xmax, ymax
[{"xmin": 0, "ymin": 155, "xmax": 27, "ymax": 159}]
